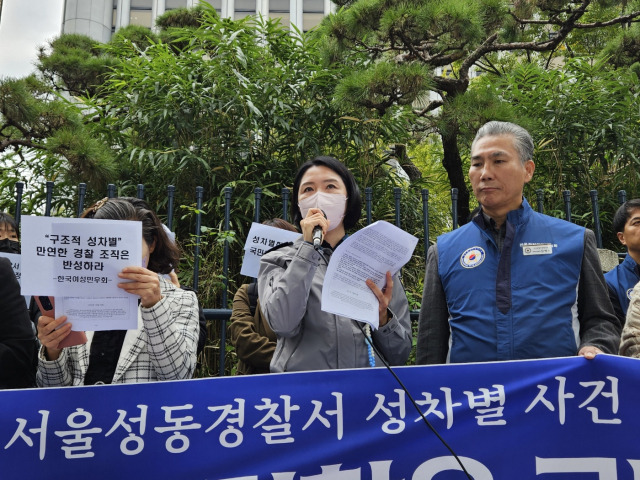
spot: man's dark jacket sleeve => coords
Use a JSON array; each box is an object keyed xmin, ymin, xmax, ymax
[
  {"xmin": 416, "ymin": 245, "xmax": 450, "ymax": 364},
  {"xmin": 578, "ymin": 230, "xmax": 621, "ymax": 354}
]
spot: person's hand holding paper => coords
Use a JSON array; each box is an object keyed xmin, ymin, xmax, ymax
[{"xmin": 365, "ymin": 271, "xmax": 394, "ymax": 327}]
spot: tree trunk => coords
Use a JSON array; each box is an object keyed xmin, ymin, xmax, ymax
[{"xmin": 441, "ymin": 127, "xmax": 471, "ymax": 225}]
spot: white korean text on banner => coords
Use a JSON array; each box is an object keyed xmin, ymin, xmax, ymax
[{"xmin": 1, "ymin": 355, "xmax": 638, "ymax": 479}]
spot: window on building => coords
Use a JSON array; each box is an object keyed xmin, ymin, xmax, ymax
[
  {"xmin": 130, "ymin": 8, "xmax": 153, "ymax": 27},
  {"xmin": 303, "ymin": 0, "xmax": 323, "ymax": 31},
  {"xmin": 235, "ymin": 0, "xmax": 257, "ymax": 19},
  {"xmin": 270, "ymin": 0, "xmax": 289, "ymax": 25}
]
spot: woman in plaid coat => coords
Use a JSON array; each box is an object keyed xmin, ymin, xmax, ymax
[{"xmin": 36, "ymin": 199, "xmax": 199, "ymax": 386}]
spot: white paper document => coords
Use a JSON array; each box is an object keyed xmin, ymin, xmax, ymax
[
  {"xmin": 240, "ymin": 222, "xmax": 300, "ymax": 278},
  {"xmin": 321, "ymin": 221, "xmax": 418, "ymax": 328},
  {"xmin": 56, "ymin": 296, "xmax": 139, "ymax": 331}
]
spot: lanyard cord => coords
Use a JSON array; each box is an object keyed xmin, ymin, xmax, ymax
[
  {"xmin": 358, "ymin": 323, "xmax": 473, "ymax": 480},
  {"xmin": 364, "ymin": 324, "xmax": 375, "ymax": 367}
]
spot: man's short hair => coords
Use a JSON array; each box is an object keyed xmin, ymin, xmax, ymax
[
  {"xmin": 472, "ymin": 121, "xmax": 534, "ymax": 165},
  {"xmin": 612, "ymin": 199, "xmax": 640, "ymax": 233}
]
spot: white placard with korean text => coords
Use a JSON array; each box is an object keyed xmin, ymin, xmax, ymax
[
  {"xmin": 21, "ymin": 216, "xmax": 142, "ymax": 297},
  {"xmin": 0, "ymin": 251, "xmax": 21, "ymax": 283},
  {"xmin": 240, "ymin": 222, "xmax": 300, "ymax": 278},
  {"xmin": 20, "ymin": 216, "xmax": 142, "ymax": 331},
  {"xmin": 0, "ymin": 251, "xmax": 30, "ymax": 307}
]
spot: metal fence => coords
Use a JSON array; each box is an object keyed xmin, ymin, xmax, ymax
[{"xmin": 10, "ymin": 181, "xmax": 631, "ymax": 374}]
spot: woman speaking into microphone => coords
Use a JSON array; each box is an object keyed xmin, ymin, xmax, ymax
[{"xmin": 258, "ymin": 156, "xmax": 412, "ymax": 372}]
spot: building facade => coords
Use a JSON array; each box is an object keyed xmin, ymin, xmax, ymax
[{"xmin": 62, "ymin": 0, "xmax": 335, "ymax": 43}]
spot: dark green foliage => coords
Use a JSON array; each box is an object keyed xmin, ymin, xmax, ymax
[
  {"xmin": 155, "ymin": 5, "xmax": 210, "ymax": 29},
  {"xmin": 156, "ymin": 4, "xmax": 212, "ymax": 48},
  {"xmin": 69, "ymin": 9, "xmax": 416, "ymax": 315},
  {"xmin": 600, "ymin": 23, "xmax": 640, "ymax": 68},
  {"xmin": 335, "ymin": 62, "xmax": 433, "ymax": 114},
  {"xmin": 480, "ymin": 59, "xmax": 640, "ymax": 249},
  {"xmin": 0, "ymin": 76, "xmax": 116, "ymax": 214},
  {"xmin": 109, "ymin": 25, "xmax": 161, "ymax": 55},
  {"xmin": 317, "ymin": 0, "xmax": 640, "ymax": 222},
  {"xmin": 37, "ymin": 34, "xmax": 116, "ymax": 97}
]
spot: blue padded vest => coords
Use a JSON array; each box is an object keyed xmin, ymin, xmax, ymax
[
  {"xmin": 604, "ymin": 254, "xmax": 639, "ymax": 319},
  {"xmin": 437, "ymin": 198, "xmax": 584, "ymax": 362}
]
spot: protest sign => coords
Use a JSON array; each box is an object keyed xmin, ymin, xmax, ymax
[
  {"xmin": 1, "ymin": 355, "xmax": 638, "ymax": 479},
  {"xmin": 240, "ymin": 222, "xmax": 300, "ymax": 278},
  {"xmin": 20, "ymin": 216, "xmax": 142, "ymax": 330}
]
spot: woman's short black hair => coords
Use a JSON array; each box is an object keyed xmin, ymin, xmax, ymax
[
  {"xmin": 291, "ymin": 156, "xmax": 362, "ymax": 230},
  {"xmin": 0, "ymin": 212, "xmax": 19, "ymax": 239},
  {"xmin": 81, "ymin": 198, "xmax": 179, "ymax": 274},
  {"xmin": 613, "ymin": 199, "xmax": 640, "ymax": 234}
]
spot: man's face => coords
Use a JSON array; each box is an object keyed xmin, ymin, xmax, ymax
[
  {"xmin": 618, "ymin": 208, "xmax": 640, "ymax": 253},
  {"xmin": 469, "ymin": 135, "xmax": 535, "ymax": 218}
]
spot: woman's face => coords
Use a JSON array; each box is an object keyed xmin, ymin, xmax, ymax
[
  {"xmin": 298, "ymin": 165, "xmax": 347, "ymax": 203},
  {"xmin": 0, "ymin": 223, "xmax": 18, "ymax": 241}
]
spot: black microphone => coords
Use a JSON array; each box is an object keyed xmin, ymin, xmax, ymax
[{"xmin": 312, "ymin": 210, "xmax": 327, "ymax": 249}]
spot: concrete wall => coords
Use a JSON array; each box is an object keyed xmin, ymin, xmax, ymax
[{"xmin": 63, "ymin": 0, "xmax": 113, "ymax": 43}]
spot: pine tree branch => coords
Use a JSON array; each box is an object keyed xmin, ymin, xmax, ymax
[
  {"xmin": 475, "ymin": 58, "xmax": 502, "ymax": 77},
  {"xmin": 0, "ymin": 138, "xmax": 39, "ymax": 153},
  {"xmin": 458, "ymin": 0, "xmax": 587, "ymax": 70},
  {"xmin": 459, "ymin": 33, "xmax": 499, "ymax": 78},
  {"xmin": 414, "ymin": 99, "xmax": 443, "ymax": 117},
  {"xmin": 573, "ymin": 11, "xmax": 640, "ymax": 28},
  {"xmin": 432, "ymin": 76, "xmax": 467, "ymax": 96},
  {"xmin": 1, "ymin": 116, "xmax": 33, "ymax": 139},
  {"xmin": 510, "ymin": 9, "xmax": 640, "ymax": 28}
]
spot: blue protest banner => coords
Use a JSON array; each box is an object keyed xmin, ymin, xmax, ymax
[{"xmin": 1, "ymin": 354, "xmax": 638, "ymax": 479}]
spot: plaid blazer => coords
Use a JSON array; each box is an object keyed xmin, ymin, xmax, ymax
[{"xmin": 37, "ymin": 276, "xmax": 199, "ymax": 386}]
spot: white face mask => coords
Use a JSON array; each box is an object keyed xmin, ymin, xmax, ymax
[{"xmin": 299, "ymin": 192, "xmax": 347, "ymax": 232}]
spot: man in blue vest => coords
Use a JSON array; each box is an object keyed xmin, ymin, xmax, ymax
[
  {"xmin": 416, "ymin": 121, "xmax": 621, "ymax": 364},
  {"xmin": 604, "ymin": 199, "xmax": 640, "ymax": 327}
]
